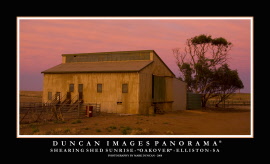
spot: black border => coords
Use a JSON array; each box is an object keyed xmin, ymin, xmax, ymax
[{"xmin": 15, "ymin": 16, "xmax": 260, "ymax": 160}]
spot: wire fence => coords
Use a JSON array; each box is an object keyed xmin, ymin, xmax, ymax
[{"xmin": 206, "ymin": 100, "xmax": 251, "ymax": 107}]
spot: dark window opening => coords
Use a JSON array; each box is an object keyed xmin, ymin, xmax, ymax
[
  {"xmin": 69, "ymin": 84, "xmax": 74, "ymax": 92},
  {"xmin": 78, "ymin": 84, "xmax": 83, "ymax": 92},
  {"xmin": 122, "ymin": 84, "xmax": 128, "ymax": 93},
  {"xmin": 97, "ymin": 84, "xmax": 102, "ymax": 93}
]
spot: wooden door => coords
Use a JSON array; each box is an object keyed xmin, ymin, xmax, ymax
[{"xmin": 78, "ymin": 84, "xmax": 83, "ymax": 100}]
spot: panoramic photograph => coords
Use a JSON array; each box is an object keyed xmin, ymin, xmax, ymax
[{"xmin": 17, "ymin": 17, "xmax": 252, "ymax": 137}]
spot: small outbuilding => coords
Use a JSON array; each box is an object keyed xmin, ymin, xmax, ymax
[{"xmin": 41, "ymin": 50, "xmax": 186, "ymax": 114}]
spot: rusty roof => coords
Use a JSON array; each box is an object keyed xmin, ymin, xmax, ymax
[
  {"xmin": 61, "ymin": 50, "xmax": 156, "ymax": 56},
  {"xmin": 41, "ymin": 60, "xmax": 153, "ymax": 74}
]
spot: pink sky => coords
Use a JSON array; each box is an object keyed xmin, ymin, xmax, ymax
[{"xmin": 18, "ymin": 17, "xmax": 252, "ymax": 93}]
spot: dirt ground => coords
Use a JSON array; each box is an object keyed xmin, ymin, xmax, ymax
[
  {"xmin": 20, "ymin": 91, "xmax": 43, "ymax": 102},
  {"xmin": 19, "ymin": 91, "xmax": 251, "ymax": 135},
  {"xmin": 19, "ymin": 107, "xmax": 250, "ymax": 135}
]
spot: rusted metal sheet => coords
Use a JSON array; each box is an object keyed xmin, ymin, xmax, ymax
[
  {"xmin": 65, "ymin": 52, "xmax": 150, "ymax": 63},
  {"xmin": 41, "ymin": 61, "xmax": 153, "ymax": 73}
]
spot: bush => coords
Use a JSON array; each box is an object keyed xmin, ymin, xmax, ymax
[{"xmin": 121, "ymin": 126, "xmax": 132, "ymax": 135}]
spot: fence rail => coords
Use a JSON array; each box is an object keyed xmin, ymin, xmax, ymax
[
  {"xmin": 206, "ymin": 100, "xmax": 250, "ymax": 107},
  {"xmin": 19, "ymin": 102, "xmax": 101, "ymax": 123}
]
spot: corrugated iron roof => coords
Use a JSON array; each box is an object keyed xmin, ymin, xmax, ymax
[
  {"xmin": 61, "ymin": 50, "xmax": 155, "ymax": 56},
  {"xmin": 41, "ymin": 61, "xmax": 153, "ymax": 74}
]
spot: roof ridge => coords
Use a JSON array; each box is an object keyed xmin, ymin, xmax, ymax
[{"xmin": 62, "ymin": 50, "xmax": 155, "ymax": 56}]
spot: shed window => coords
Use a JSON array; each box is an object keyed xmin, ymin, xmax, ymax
[
  {"xmin": 48, "ymin": 92, "xmax": 52, "ymax": 100},
  {"xmin": 97, "ymin": 84, "xmax": 102, "ymax": 93},
  {"xmin": 69, "ymin": 84, "xmax": 74, "ymax": 92},
  {"xmin": 122, "ymin": 84, "xmax": 128, "ymax": 93}
]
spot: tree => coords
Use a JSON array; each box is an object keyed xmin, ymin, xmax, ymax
[
  {"xmin": 212, "ymin": 64, "xmax": 244, "ymax": 107},
  {"xmin": 173, "ymin": 34, "xmax": 233, "ymax": 107}
]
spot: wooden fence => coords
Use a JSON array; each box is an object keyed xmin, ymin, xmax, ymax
[{"xmin": 19, "ymin": 102, "xmax": 101, "ymax": 123}]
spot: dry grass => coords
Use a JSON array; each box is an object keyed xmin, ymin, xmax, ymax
[
  {"xmin": 20, "ymin": 91, "xmax": 42, "ymax": 102},
  {"xmin": 19, "ymin": 107, "xmax": 251, "ymax": 135},
  {"xmin": 209, "ymin": 93, "xmax": 251, "ymax": 101}
]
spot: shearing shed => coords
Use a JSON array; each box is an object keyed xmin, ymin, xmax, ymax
[{"xmin": 41, "ymin": 50, "xmax": 186, "ymax": 114}]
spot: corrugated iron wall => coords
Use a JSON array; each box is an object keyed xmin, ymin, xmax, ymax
[
  {"xmin": 187, "ymin": 92, "xmax": 202, "ymax": 109},
  {"xmin": 66, "ymin": 52, "xmax": 150, "ymax": 63},
  {"xmin": 153, "ymin": 75, "xmax": 166, "ymax": 102}
]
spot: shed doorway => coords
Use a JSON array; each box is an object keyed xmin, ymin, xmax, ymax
[
  {"xmin": 152, "ymin": 75, "xmax": 166, "ymax": 102},
  {"xmin": 78, "ymin": 84, "xmax": 83, "ymax": 101},
  {"xmin": 55, "ymin": 92, "xmax": 61, "ymax": 102}
]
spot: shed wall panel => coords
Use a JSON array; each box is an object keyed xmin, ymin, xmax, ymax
[
  {"xmin": 42, "ymin": 50, "xmax": 186, "ymax": 114},
  {"xmin": 138, "ymin": 53, "xmax": 175, "ymax": 114},
  {"xmin": 172, "ymin": 78, "xmax": 187, "ymax": 110},
  {"xmin": 43, "ymin": 73, "xmax": 139, "ymax": 114},
  {"xmin": 187, "ymin": 92, "xmax": 202, "ymax": 109}
]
